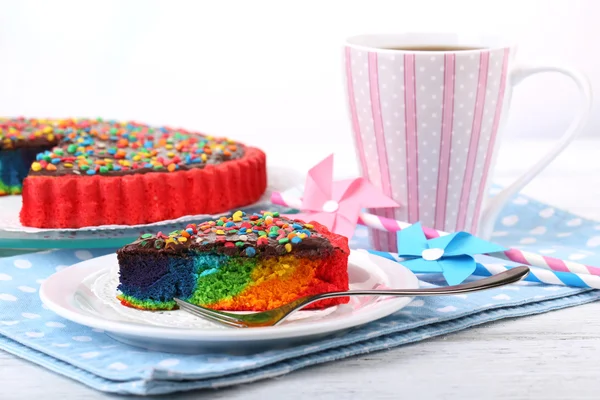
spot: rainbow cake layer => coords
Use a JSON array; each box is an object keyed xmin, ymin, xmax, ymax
[{"xmin": 116, "ymin": 211, "xmax": 350, "ymax": 311}]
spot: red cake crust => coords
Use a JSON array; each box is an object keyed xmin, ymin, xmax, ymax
[
  {"xmin": 20, "ymin": 146, "xmax": 266, "ymax": 228},
  {"xmin": 301, "ymin": 221, "xmax": 350, "ymax": 309}
]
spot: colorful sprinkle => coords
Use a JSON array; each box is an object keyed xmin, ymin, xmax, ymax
[
  {"xmin": 232, "ymin": 210, "xmax": 243, "ymax": 222},
  {"xmin": 0, "ymin": 118, "xmax": 242, "ymax": 175}
]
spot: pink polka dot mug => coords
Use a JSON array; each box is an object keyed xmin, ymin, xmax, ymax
[{"xmin": 344, "ymin": 33, "xmax": 591, "ymax": 251}]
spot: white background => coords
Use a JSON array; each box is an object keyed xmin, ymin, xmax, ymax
[{"xmin": 0, "ymin": 0, "xmax": 597, "ymax": 167}]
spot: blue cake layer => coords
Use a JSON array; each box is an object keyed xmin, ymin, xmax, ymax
[
  {"xmin": 117, "ymin": 252, "xmax": 235, "ymax": 303},
  {"xmin": 0, "ymin": 147, "xmax": 42, "ymax": 193},
  {"xmin": 117, "ymin": 248, "xmax": 264, "ymax": 310},
  {"xmin": 117, "ymin": 252, "xmax": 198, "ymax": 302}
]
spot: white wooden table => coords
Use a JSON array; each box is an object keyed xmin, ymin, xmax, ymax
[{"xmin": 2, "ymin": 139, "xmax": 600, "ymax": 399}]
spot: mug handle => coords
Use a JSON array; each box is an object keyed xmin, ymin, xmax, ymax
[{"xmin": 478, "ymin": 64, "xmax": 593, "ymax": 239}]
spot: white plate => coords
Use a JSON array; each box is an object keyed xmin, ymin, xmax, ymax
[{"xmin": 40, "ymin": 250, "xmax": 419, "ymax": 353}]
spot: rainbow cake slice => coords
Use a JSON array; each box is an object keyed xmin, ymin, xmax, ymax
[{"xmin": 116, "ymin": 211, "xmax": 350, "ymax": 311}]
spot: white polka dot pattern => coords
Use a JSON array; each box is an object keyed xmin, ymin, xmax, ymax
[
  {"xmin": 436, "ymin": 305, "xmax": 458, "ymax": 313},
  {"xmin": 376, "ymin": 52, "xmax": 408, "ymax": 252},
  {"xmin": 464, "ymin": 50, "xmax": 505, "ymax": 230},
  {"xmin": 72, "ymin": 335, "xmax": 93, "ymax": 342},
  {"xmin": 587, "ymin": 236, "xmax": 600, "ymax": 247},
  {"xmin": 414, "ymin": 54, "xmax": 444, "ymax": 228},
  {"xmin": 13, "ymin": 259, "xmax": 32, "ymax": 269},
  {"xmin": 80, "ymin": 351, "xmax": 100, "ymax": 359},
  {"xmin": 347, "ymin": 48, "xmax": 387, "ymax": 251},
  {"xmin": 158, "ymin": 358, "xmax": 181, "ymax": 367},
  {"xmin": 446, "ymin": 52, "xmax": 481, "ymax": 230},
  {"xmin": 0, "ymin": 293, "xmax": 17, "ymax": 301},
  {"xmin": 108, "ymin": 362, "xmax": 129, "ymax": 371},
  {"xmin": 349, "ymin": 49, "xmax": 380, "ymax": 188}
]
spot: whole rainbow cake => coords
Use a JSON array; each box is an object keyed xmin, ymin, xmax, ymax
[
  {"xmin": 116, "ymin": 211, "xmax": 350, "ymax": 311},
  {"xmin": 0, "ymin": 117, "xmax": 266, "ymax": 228}
]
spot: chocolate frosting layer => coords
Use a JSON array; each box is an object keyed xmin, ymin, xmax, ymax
[
  {"xmin": 0, "ymin": 117, "xmax": 62, "ymax": 150},
  {"xmin": 1, "ymin": 117, "xmax": 245, "ymax": 176},
  {"xmin": 118, "ymin": 211, "xmax": 336, "ymax": 260}
]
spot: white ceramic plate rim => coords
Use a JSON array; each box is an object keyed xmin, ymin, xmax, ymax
[{"xmin": 40, "ymin": 250, "xmax": 418, "ymax": 342}]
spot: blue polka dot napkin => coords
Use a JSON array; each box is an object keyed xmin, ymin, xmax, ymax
[{"xmin": 1, "ymin": 192, "xmax": 600, "ymax": 395}]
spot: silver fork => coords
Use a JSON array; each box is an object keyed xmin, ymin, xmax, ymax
[{"xmin": 174, "ymin": 266, "xmax": 529, "ymax": 328}]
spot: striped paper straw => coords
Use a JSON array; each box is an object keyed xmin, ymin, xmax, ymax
[
  {"xmin": 271, "ymin": 191, "xmax": 600, "ymax": 278},
  {"xmin": 474, "ymin": 263, "xmax": 600, "ymax": 289}
]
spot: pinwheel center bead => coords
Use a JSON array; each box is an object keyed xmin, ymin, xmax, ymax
[
  {"xmin": 322, "ymin": 200, "xmax": 339, "ymax": 213},
  {"xmin": 421, "ymin": 248, "xmax": 444, "ymax": 261}
]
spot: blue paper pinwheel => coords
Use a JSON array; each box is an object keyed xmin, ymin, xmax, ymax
[{"xmin": 369, "ymin": 222, "xmax": 507, "ymax": 285}]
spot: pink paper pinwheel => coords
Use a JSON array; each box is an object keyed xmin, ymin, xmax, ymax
[{"xmin": 289, "ymin": 154, "xmax": 399, "ymax": 238}]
